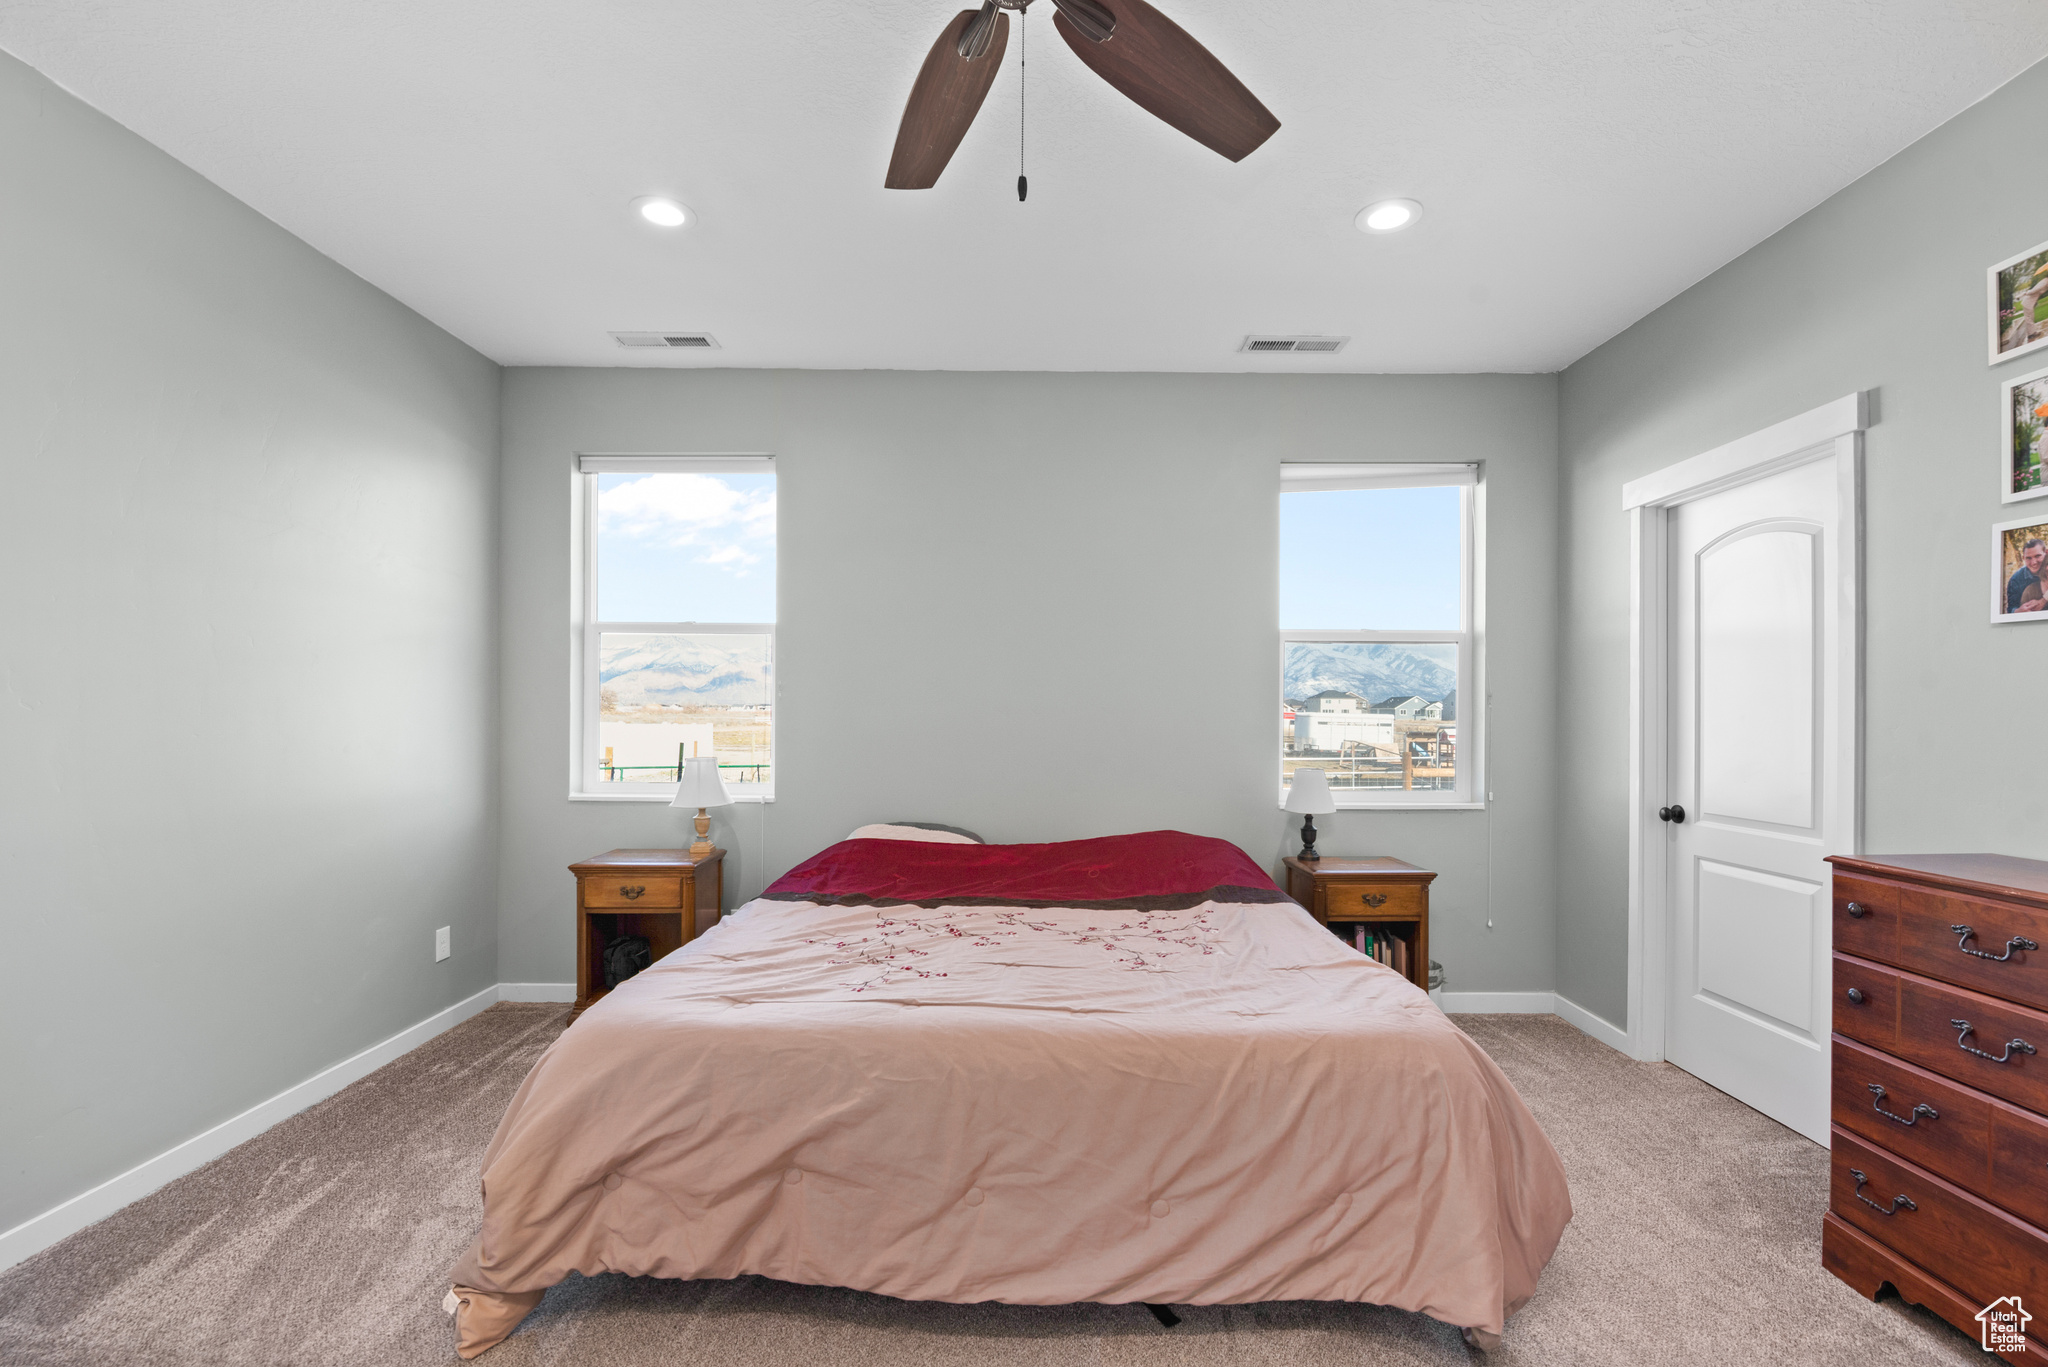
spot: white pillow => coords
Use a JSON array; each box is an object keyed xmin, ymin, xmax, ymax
[{"xmin": 847, "ymin": 823, "xmax": 979, "ymax": 844}]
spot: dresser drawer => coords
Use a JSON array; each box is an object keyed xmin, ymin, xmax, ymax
[
  {"xmin": 1832, "ymin": 1036, "xmax": 1991, "ymax": 1195},
  {"xmin": 1992, "ymin": 1096, "xmax": 2048, "ymax": 1235},
  {"xmin": 1896, "ymin": 887, "xmax": 2048, "ymax": 1014},
  {"xmin": 1322, "ymin": 881, "xmax": 1425, "ymax": 920},
  {"xmin": 582, "ymin": 875, "xmax": 684, "ymax": 908},
  {"xmin": 1830, "ymin": 1126, "xmax": 2048, "ymax": 1315},
  {"xmin": 1834, "ymin": 1036, "xmax": 2048, "ymax": 1233},
  {"xmin": 1832, "ymin": 953, "xmax": 1899, "ymax": 1050},
  {"xmin": 1894, "ymin": 972, "xmax": 2048, "ymax": 1114},
  {"xmin": 1835, "ymin": 1037, "xmax": 2048, "ymax": 1229},
  {"xmin": 1832, "ymin": 875, "xmax": 1898, "ymax": 962}
]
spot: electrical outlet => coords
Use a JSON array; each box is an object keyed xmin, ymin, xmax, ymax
[{"xmin": 435, "ymin": 926, "xmax": 451, "ymax": 962}]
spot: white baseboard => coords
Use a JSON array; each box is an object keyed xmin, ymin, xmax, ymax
[
  {"xmin": 1439, "ymin": 990, "xmax": 1557, "ymax": 1014},
  {"xmin": 0, "ymin": 982, "xmax": 501, "ymax": 1274},
  {"xmin": 498, "ymin": 982, "xmax": 576, "ymax": 1002},
  {"xmin": 1552, "ymin": 993, "xmax": 1631, "ymax": 1054},
  {"xmin": 1442, "ymin": 989, "xmax": 1632, "ymax": 1057}
]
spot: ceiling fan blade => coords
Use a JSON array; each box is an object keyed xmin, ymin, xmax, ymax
[
  {"xmin": 885, "ymin": 8, "xmax": 1010, "ymax": 190},
  {"xmin": 958, "ymin": 0, "xmax": 1004, "ymax": 59},
  {"xmin": 1049, "ymin": 0, "xmax": 1115, "ymax": 44},
  {"xmin": 1053, "ymin": 0, "xmax": 1278, "ymax": 163}
]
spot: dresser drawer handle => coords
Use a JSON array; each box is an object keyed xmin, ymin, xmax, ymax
[
  {"xmin": 1951, "ymin": 924, "xmax": 2037, "ymax": 963},
  {"xmin": 1950, "ymin": 1018, "xmax": 2038, "ymax": 1065},
  {"xmin": 1359, "ymin": 894, "xmax": 1388, "ymax": 908},
  {"xmin": 1849, "ymin": 1169, "xmax": 1915, "ymax": 1217},
  {"xmin": 1845, "ymin": 988, "xmax": 1866, "ymax": 1005},
  {"xmin": 619, "ymin": 885, "xmax": 646, "ymax": 900},
  {"xmin": 1845, "ymin": 901, "xmax": 1868, "ymax": 918},
  {"xmin": 1867, "ymin": 1083, "xmax": 1937, "ymax": 1127}
]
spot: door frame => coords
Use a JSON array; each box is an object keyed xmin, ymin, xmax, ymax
[{"xmin": 1618, "ymin": 392, "xmax": 1868, "ymax": 1063}]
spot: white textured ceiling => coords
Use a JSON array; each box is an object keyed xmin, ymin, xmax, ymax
[{"xmin": 5, "ymin": 1, "xmax": 2047, "ymax": 372}]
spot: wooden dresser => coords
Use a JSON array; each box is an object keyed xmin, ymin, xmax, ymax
[
  {"xmin": 568, "ymin": 848, "xmax": 724, "ymax": 1023},
  {"xmin": 1824, "ymin": 853, "xmax": 2048, "ymax": 1363}
]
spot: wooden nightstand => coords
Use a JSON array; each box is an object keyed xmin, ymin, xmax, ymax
[
  {"xmin": 1283, "ymin": 855, "xmax": 1435, "ymax": 992},
  {"xmin": 568, "ymin": 848, "xmax": 724, "ymax": 1022}
]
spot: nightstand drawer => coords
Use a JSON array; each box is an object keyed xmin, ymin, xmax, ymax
[
  {"xmin": 1324, "ymin": 881, "xmax": 1425, "ymax": 920},
  {"xmin": 583, "ymin": 876, "xmax": 684, "ymax": 908}
]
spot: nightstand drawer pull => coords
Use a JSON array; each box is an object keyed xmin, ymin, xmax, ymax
[
  {"xmin": 619, "ymin": 885, "xmax": 646, "ymax": 900},
  {"xmin": 1849, "ymin": 1169, "xmax": 1915, "ymax": 1216},
  {"xmin": 1867, "ymin": 1084, "xmax": 1936, "ymax": 1127},
  {"xmin": 1949, "ymin": 1018, "xmax": 2037, "ymax": 1064},
  {"xmin": 1845, "ymin": 901, "xmax": 1867, "ymax": 918},
  {"xmin": 1360, "ymin": 894, "xmax": 1388, "ymax": 908},
  {"xmin": 1951, "ymin": 924, "xmax": 2037, "ymax": 962}
]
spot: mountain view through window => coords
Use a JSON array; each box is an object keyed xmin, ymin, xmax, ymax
[
  {"xmin": 594, "ymin": 468, "xmax": 775, "ymax": 789},
  {"xmin": 1282, "ymin": 482, "xmax": 1465, "ymax": 797}
]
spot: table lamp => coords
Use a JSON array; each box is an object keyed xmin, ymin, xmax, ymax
[
  {"xmin": 1284, "ymin": 768, "xmax": 1336, "ymax": 861},
  {"xmin": 670, "ymin": 755, "xmax": 732, "ymax": 858}
]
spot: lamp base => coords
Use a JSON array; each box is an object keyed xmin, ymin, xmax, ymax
[
  {"xmin": 1299, "ymin": 814, "xmax": 1320, "ymax": 861},
  {"xmin": 690, "ymin": 808, "xmax": 713, "ymax": 859}
]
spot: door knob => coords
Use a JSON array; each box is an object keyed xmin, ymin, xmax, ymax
[{"xmin": 1658, "ymin": 805, "xmax": 1687, "ymax": 824}]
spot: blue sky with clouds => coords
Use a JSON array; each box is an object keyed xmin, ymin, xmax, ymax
[{"xmin": 597, "ymin": 472, "xmax": 776, "ymax": 622}]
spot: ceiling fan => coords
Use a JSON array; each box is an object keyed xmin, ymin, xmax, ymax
[{"xmin": 884, "ymin": 0, "xmax": 1279, "ymax": 189}]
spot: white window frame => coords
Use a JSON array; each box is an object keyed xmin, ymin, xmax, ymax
[
  {"xmin": 1279, "ymin": 462, "xmax": 1485, "ymax": 810},
  {"xmin": 569, "ymin": 453, "xmax": 776, "ymax": 803}
]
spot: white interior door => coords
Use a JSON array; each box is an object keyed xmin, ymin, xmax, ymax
[{"xmin": 1665, "ymin": 455, "xmax": 1845, "ymax": 1144}]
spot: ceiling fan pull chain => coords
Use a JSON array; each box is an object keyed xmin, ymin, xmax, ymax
[{"xmin": 1017, "ymin": 9, "xmax": 1028, "ymax": 202}]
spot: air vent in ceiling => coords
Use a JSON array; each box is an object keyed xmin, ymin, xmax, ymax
[
  {"xmin": 610, "ymin": 331, "xmax": 721, "ymax": 349},
  {"xmin": 1239, "ymin": 335, "xmax": 1350, "ymax": 354}
]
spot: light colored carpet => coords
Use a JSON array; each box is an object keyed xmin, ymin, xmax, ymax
[{"xmin": 0, "ymin": 1004, "xmax": 1985, "ymax": 1365}]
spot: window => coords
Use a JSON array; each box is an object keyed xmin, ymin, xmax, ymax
[
  {"xmin": 1280, "ymin": 463, "xmax": 1480, "ymax": 807},
  {"xmin": 575, "ymin": 455, "xmax": 775, "ymax": 800}
]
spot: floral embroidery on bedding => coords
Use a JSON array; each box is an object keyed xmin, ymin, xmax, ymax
[{"xmin": 802, "ymin": 906, "xmax": 1224, "ymax": 993}]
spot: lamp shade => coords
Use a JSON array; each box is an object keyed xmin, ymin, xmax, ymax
[
  {"xmin": 670, "ymin": 755, "xmax": 732, "ymax": 809},
  {"xmin": 1283, "ymin": 767, "xmax": 1337, "ymax": 814}
]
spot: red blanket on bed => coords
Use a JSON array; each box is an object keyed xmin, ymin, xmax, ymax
[{"xmin": 762, "ymin": 829, "xmax": 1289, "ymax": 909}]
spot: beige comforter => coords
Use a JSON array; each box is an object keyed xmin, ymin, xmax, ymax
[{"xmin": 451, "ymin": 896, "xmax": 1571, "ymax": 1354}]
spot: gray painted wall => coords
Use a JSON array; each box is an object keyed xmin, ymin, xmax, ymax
[
  {"xmin": 0, "ymin": 53, "xmax": 502, "ymax": 1230},
  {"xmin": 497, "ymin": 370, "xmax": 1560, "ymax": 998},
  {"xmin": 1554, "ymin": 58, "xmax": 2048, "ymax": 1026}
]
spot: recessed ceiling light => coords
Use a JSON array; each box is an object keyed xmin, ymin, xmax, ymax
[
  {"xmin": 1356, "ymin": 199, "xmax": 1422, "ymax": 233},
  {"xmin": 633, "ymin": 196, "xmax": 692, "ymax": 228}
]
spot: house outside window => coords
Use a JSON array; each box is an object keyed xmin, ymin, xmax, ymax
[
  {"xmin": 1280, "ymin": 462, "xmax": 1481, "ymax": 808},
  {"xmin": 573, "ymin": 454, "xmax": 775, "ymax": 801}
]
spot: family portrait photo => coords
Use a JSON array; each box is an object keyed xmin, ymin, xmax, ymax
[
  {"xmin": 1991, "ymin": 238, "xmax": 2048, "ymax": 365},
  {"xmin": 2005, "ymin": 364, "xmax": 2048, "ymax": 501},
  {"xmin": 1994, "ymin": 517, "xmax": 2048, "ymax": 623}
]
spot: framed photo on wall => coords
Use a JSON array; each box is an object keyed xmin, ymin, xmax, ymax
[
  {"xmin": 1993, "ymin": 516, "xmax": 2048, "ymax": 623},
  {"xmin": 1990, "ymin": 238, "xmax": 2048, "ymax": 366},
  {"xmin": 2004, "ymin": 364, "xmax": 2048, "ymax": 502}
]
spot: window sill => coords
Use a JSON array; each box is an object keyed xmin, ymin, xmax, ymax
[{"xmin": 569, "ymin": 791, "xmax": 775, "ymax": 804}]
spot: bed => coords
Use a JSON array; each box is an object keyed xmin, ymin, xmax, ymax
[{"xmin": 448, "ymin": 829, "xmax": 1570, "ymax": 1356}]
